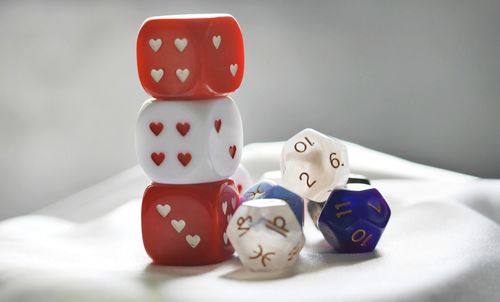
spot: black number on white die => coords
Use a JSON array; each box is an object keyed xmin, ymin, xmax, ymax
[
  {"xmin": 330, "ymin": 152, "xmax": 343, "ymax": 169},
  {"xmin": 294, "ymin": 137, "xmax": 315, "ymax": 153},
  {"xmin": 299, "ymin": 172, "xmax": 317, "ymax": 188}
]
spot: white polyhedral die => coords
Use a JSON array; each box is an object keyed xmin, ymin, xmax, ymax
[
  {"xmin": 281, "ymin": 128, "xmax": 349, "ymax": 201},
  {"xmin": 227, "ymin": 199, "xmax": 305, "ymax": 272}
]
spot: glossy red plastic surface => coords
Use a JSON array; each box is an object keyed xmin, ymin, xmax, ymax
[
  {"xmin": 137, "ymin": 14, "xmax": 245, "ymax": 99},
  {"xmin": 142, "ymin": 179, "xmax": 240, "ymax": 265}
]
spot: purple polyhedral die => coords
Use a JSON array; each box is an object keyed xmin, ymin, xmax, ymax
[{"xmin": 318, "ymin": 184, "xmax": 391, "ymax": 253}]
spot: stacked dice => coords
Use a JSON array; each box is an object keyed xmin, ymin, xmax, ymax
[{"xmin": 135, "ymin": 14, "xmax": 245, "ymax": 265}]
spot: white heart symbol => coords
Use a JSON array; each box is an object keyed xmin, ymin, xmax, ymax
[
  {"xmin": 186, "ymin": 235, "xmax": 200, "ymax": 248},
  {"xmin": 174, "ymin": 38, "xmax": 188, "ymax": 52},
  {"xmin": 230, "ymin": 64, "xmax": 238, "ymax": 77},
  {"xmin": 222, "ymin": 202, "xmax": 228, "ymax": 214},
  {"xmin": 149, "ymin": 38, "xmax": 162, "ymax": 52},
  {"xmin": 156, "ymin": 204, "xmax": 171, "ymax": 218},
  {"xmin": 227, "ymin": 214, "xmax": 233, "ymax": 224},
  {"xmin": 223, "ymin": 232, "xmax": 228, "ymax": 245},
  {"xmin": 212, "ymin": 35, "xmax": 221, "ymax": 49},
  {"xmin": 231, "ymin": 197, "xmax": 237, "ymax": 210},
  {"xmin": 151, "ymin": 69, "xmax": 164, "ymax": 83},
  {"xmin": 171, "ymin": 219, "xmax": 186, "ymax": 233},
  {"xmin": 176, "ymin": 68, "xmax": 190, "ymax": 82}
]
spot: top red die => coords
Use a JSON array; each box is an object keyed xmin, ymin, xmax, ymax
[{"xmin": 137, "ymin": 14, "xmax": 245, "ymax": 99}]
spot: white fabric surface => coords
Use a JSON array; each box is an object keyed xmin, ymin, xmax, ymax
[{"xmin": 1, "ymin": 141, "xmax": 499, "ymax": 302}]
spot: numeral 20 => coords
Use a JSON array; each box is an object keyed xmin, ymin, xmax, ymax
[{"xmin": 299, "ymin": 172, "xmax": 317, "ymax": 188}]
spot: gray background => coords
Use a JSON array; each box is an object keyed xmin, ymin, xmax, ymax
[{"xmin": 1, "ymin": 0, "xmax": 499, "ymax": 219}]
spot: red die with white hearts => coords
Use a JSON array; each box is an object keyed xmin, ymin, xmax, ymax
[
  {"xmin": 137, "ymin": 14, "xmax": 244, "ymax": 99},
  {"xmin": 142, "ymin": 179, "xmax": 240, "ymax": 265}
]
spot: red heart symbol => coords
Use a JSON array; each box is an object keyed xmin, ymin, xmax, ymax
[
  {"xmin": 151, "ymin": 152, "xmax": 165, "ymax": 166},
  {"xmin": 214, "ymin": 119, "xmax": 222, "ymax": 133},
  {"xmin": 149, "ymin": 122, "xmax": 163, "ymax": 136},
  {"xmin": 229, "ymin": 145, "xmax": 237, "ymax": 159},
  {"xmin": 176, "ymin": 122, "xmax": 190, "ymax": 136},
  {"xmin": 177, "ymin": 152, "xmax": 192, "ymax": 167}
]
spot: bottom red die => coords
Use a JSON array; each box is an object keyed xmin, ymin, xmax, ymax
[{"xmin": 142, "ymin": 179, "xmax": 240, "ymax": 265}]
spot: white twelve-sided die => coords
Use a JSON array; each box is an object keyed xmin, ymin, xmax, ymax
[
  {"xmin": 227, "ymin": 199, "xmax": 305, "ymax": 272},
  {"xmin": 280, "ymin": 128, "xmax": 349, "ymax": 201},
  {"xmin": 136, "ymin": 96, "xmax": 243, "ymax": 184},
  {"xmin": 231, "ymin": 164, "xmax": 253, "ymax": 194}
]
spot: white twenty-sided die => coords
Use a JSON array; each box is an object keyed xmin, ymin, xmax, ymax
[
  {"xmin": 227, "ymin": 199, "xmax": 305, "ymax": 272},
  {"xmin": 281, "ymin": 128, "xmax": 349, "ymax": 201},
  {"xmin": 135, "ymin": 97, "xmax": 243, "ymax": 184},
  {"xmin": 231, "ymin": 164, "xmax": 253, "ymax": 194}
]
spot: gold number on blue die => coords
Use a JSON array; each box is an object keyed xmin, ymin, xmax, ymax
[
  {"xmin": 335, "ymin": 201, "xmax": 352, "ymax": 218},
  {"xmin": 368, "ymin": 201, "xmax": 382, "ymax": 214},
  {"xmin": 351, "ymin": 229, "xmax": 373, "ymax": 247},
  {"xmin": 248, "ymin": 184, "xmax": 265, "ymax": 200}
]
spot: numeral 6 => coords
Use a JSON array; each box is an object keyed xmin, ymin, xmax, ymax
[{"xmin": 330, "ymin": 153, "xmax": 341, "ymax": 168}]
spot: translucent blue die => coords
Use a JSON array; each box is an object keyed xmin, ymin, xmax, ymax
[
  {"xmin": 240, "ymin": 180, "xmax": 304, "ymax": 225},
  {"xmin": 318, "ymin": 184, "xmax": 391, "ymax": 253}
]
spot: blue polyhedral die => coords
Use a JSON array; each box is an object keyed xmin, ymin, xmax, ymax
[
  {"xmin": 318, "ymin": 184, "xmax": 391, "ymax": 253},
  {"xmin": 241, "ymin": 180, "xmax": 304, "ymax": 225}
]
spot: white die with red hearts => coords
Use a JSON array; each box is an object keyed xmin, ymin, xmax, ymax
[
  {"xmin": 226, "ymin": 199, "xmax": 304, "ymax": 272},
  {"xmin": 135, "ymin": 96, "xmax": 243, "ymax": 184},
  {"xmin": 280, "ymin": 128, "xmax": 349, "ymax": 201}
]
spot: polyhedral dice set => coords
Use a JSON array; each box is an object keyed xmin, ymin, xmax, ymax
[
  {"xmin": 228, "ymin": 128, "xmax": 391, "ymax": 271},
  {"xmin": 278, "ymin": 129, "xmax": 391, "ymax": 254},
  {"xmin": 135, "ymin": 14, "xmax": 244, "ymax": 265},
  {"xmin": 135, "ymin": 14, "xmax": 391, "ymax": 270}
]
